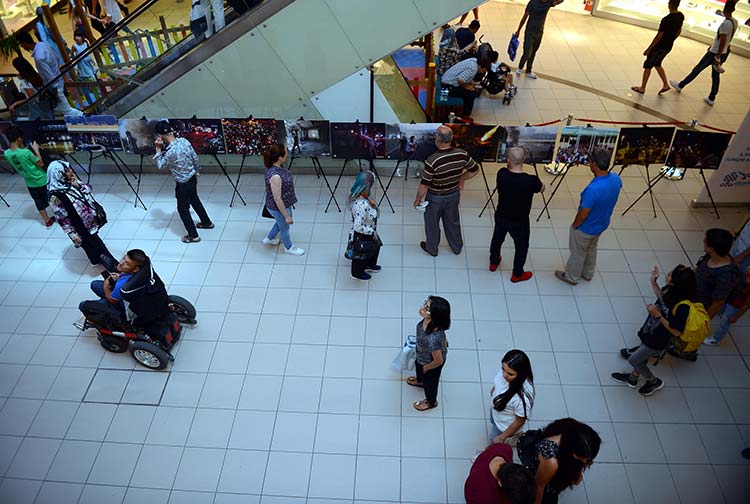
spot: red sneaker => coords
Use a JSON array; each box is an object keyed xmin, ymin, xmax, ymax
[
  {"xmin": 510, "ymin": 271, "xmax": 533, "ymax": 283},
  {"xmin": 489, "ymin": 256, "xmax": 501, "ymax": 272},
  {"xmin": 45, "ymin": 217, "xmax": 55, "ymax": 228}
]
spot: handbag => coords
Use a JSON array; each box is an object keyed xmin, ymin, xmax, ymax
[
  {"xmin": 390, "ymin": 335, "xmax": 416, "ymax": 371},
  {"xmin": 344, "ymin": 231, "xmax": 354, "ymax": 259},
  {"xmin": 353, "ymin": 234, "xmax": 381, "ymax": 259},
  {"xmin": 507, "ymin": 33, "xmax": 519, "ymax": 61},
  {"xmin": 189, "ymin": 0, "xmax": 208, "ymax": 37},
  {"xmin": 262, "ymin": 205, "xmax": 274, "ymax": 219}
]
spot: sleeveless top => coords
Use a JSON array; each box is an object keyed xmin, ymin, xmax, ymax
[{"xmin": 265, "ymin": 165, "xmax": 297, "ymax": 211}]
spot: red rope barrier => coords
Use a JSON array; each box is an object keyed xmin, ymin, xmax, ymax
[
  {"xmin": 575, "ymin": 118, "xmax": 686, "ymax": 126},
  {"xmin": 697, "ymin": 123, "xmax": 737, "ymax": 135},
  {"xmin": 531, "ymin": 118, "xmax": 565, "ymax": 127}
]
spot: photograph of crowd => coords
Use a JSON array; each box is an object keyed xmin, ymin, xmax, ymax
[
  {"xmin": 16, "ymin": 120, "xmax": 75, "ymax": 154},
  {"xmin": 222, "ymin": 118, "xmax": 282, "ymax": 156},
  {"xmin": 331, "ymin": 122, "xmax": 386, "ymax": 159},
  {"xmin": 447, "ymin": 123, "xmax": 502, "ymax": 162},
  {"xmin": 119, "ymin": 119, "xmax": 161, "ymax": 155},
  {"xmin": 385, "ymin": 123, "xmax": 440, "ymax": 162},
  {"xmin": 614, "ymin": 127, "xmax": 675, "ymax": 167},
  {"xmin": 65, "ymin": 115, "xmax": 123, "ymax": 152},
  {"xmin": 556, "ymin": 126, "xmax": 618, "ymax": 166},
  {"xmin": 498, "ymin": 126, "xmax": 558, "ymax": 164},
  {"xmin": 170, "ymin": 118, "xmax": 226, "ymax": 155},
  {"xmin": 666, "ymin": 130, "xmax": 732, "ymax": 170},
  {"xmin": 282, "ymin": 119, "xmax": 331, "ymax": 157}
]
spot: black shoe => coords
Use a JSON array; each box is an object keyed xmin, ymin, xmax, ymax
[
  {"xmin": 611, "ymin": 372, "xmax": 639, "ymax": 388},
  {"xmin": 639, "ymin": 377, "xmax": 664, "ymax": 396},
  {"xmin": 196, "ymin": 222, "xmax": 214, "ymax": 229},
  {"xmin": 366, "ymin": 265, "xmax": 382, "ymax": 273},
  {"xmin": 351, "ymin": 272, "xmax": 372, "ymax": 280},
  {"xmin": 620, "ymin": 345, "xmax": 639, "ymax": 360},
  {"xmin": 420, "ymin": 241, "xmax": 437, "ymax": 257}
]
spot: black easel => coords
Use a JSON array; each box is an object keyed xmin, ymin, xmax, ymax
[
  {"xmin": 480, "ymin": 163, "xmax": 551, "ymax": 220},
  {"xmin": 477, "ymin": 161, "xmax": 495, "ymax": 213},
  {"xmin": 0, "ymin": 193, "xmax": 8, "ymax": 207},
  {"xmin": 370, "ymin": 160, "xmax": 394, "ymax": 213},
  {"xmin": 616, "ymin": 162, "xmax": 658, "ymax": 219},
  {"xmin": 83, "ymin": 146, "xmax": 147, "ymax": 210},
  {"xmin": 212, "ymin": 153, "xmax": 246, "ymax": 207},
  {"xmin": 536, "ymin": 162, "xmax": 573, "ymax": 222},
  {"xmin": 133, "ymin": 154, "xmax": 147, "ymax": 208},
  {"xmin": 380, "ymin": 157, "xmax": 411, "ymax": 210},
  {"xmin": 324, "ymin": 158, "xmax": 351, "ymax": 213},
  {"xmin": 621, "ymin": 167, "xmax": 719, "ymax": 219}
]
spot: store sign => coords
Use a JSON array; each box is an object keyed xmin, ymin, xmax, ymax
[{"xmin": 696, "ymin": 111, "xmax": 750, "ymax": 206}]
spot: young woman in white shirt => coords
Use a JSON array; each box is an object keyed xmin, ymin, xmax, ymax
[{"xmin": 490, "ymin": 349, "xmax": 535, "ymax": 445}]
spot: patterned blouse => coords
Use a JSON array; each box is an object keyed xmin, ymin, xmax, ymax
[
  {"xmin": 154, "ymin": 137, "xmax": 200, "ymax": 183},
  {"xmin": 49, "ymin": 184, "xmax": 100, "ymax": 242},
  {"xmin": 351, "ymin": 197, "xmax": 378, "ymax": 236},
  {"xmin": 265, "ymin": 165, "xmax": 297, "ymax": 211}
]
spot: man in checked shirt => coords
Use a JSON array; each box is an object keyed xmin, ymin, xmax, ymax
[{"xmin": 441, "ymin": 57, "xmax": 491, "ymax": 120}]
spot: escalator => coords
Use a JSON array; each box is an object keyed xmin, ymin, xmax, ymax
[{"xmin": 11, "ymin": 0, "xmax": 484, "ymax": 120}]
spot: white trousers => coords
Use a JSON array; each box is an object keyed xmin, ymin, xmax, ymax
[{"xmin": 200, "ymin": 0, "xmax": 225, "ymax": 37}]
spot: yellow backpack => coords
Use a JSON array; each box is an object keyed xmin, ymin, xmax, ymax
[{"xmin": 672, "ymin": 300, "xmax": 710, "ymax": 353}]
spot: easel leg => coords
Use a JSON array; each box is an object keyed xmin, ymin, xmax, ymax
[
  {"xmin": 325, "ymin": 159, "xmax": 349, "ymax": 213},
  {"xmin": 230, "ymin": 155, "xmax": 246, "ymax": 208},
  {"xmin": 313, "ymin": 157, "xmax": 339, "ymax": 212},
  {"xmin": 536, "ymin": 162, "xmax": 572, "ymax": 222},
  {"xmin": 621, "ymin": 169, "xmax": 669, "ymax": 217},
  {"xmin": 134, "ymin": 154, "xmax": 144, "ymax": 208},
  {"xmin": 378, "ymin": 160, "xmax": 401, "ymax": 209},
  {"xmin": 109, "ymin": 151, "xmax": 147, "ymax": 210},
  {"xmin": 0, "ymin": 193, "xmax": 9, "ymax": 207},
  {"xmin": 699, "ymin": 169, "xmax": 720, "ymax": 219},
  {"xmin": 533, "ymin": 163, "xmax": 551, "ymax": 220},
  {"xmin": 479, "ymin": 162, "xmax": 495, "ymax": 214},
  {"xmin": 479, "ymin": 187, "xmax": 497, "ymax": 219},
  {"xmin": 645, "ymin": 165, "xmax": 657, "ymax": 219},
  {"xmin": 213, "ymin": 154, "xmax": 246, "ymax": 207},
  {"xmin": 370, "ymin": 160, "xmax": 394, "ymax": 213}
]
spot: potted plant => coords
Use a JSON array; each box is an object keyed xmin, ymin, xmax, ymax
[{"xmin": 0, "ymin": 33, "xmax": 21, "ymax": 62}]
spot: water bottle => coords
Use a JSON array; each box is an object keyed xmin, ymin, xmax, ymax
[{"xmin": 439, "ymin": 88, "xmax": 449, "ymax": 103}]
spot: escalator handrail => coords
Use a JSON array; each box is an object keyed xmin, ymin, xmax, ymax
[{"xmin": 21, "ymin": 0, "xmax": 163, "ymax": 110}]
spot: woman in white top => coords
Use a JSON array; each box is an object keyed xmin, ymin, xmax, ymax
[
  {"xmin": 348, "ymin": 170, "xmax": 381, "ymax": 281},
  {"xmin": 490, "ymin": 349, "xmax": 535, "ymax": 445}
]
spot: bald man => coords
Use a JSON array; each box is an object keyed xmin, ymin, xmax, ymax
[
  {"xmin": 414, "ymin": 125, "xmax": 480, "ymax": 256},
  {"xmin": 489, "ymin": 147, "xmax": 545, "ymax": 282}
]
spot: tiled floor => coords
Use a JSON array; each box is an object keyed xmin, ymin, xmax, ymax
[{"xmin": 0, "ymin": 155, "xmax": 748, "ymax": 504}]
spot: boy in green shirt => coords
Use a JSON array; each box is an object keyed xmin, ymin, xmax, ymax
[{"xmin": 3, "ymin": 125, "xmax": 55, "ymax": 227}]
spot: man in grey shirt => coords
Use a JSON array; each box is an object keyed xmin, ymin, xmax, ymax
[
  {"xmin": 154, "ymin": 120, "xmax": 213, "ymax": 243},
  {"xmin": 515, "ymin": 0, "xmax": 564, "ymax": 79},
  {"xmin": 441, "ymin": 57, "xmax": 490, "ymax": 118}
]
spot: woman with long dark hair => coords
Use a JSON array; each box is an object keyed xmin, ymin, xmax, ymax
[
  {"xmin": 262, "ymin": 143, "xmax": 304, "ymax": 256},
  {"xmin": 407, "ymin": 296, "xmax": 450, "ymax": 411},
  {"xmin": 490, "ymin": 349, "xmax": 534, "ymax": 444},
  {"xmin": 615, "ymin": 264, "xmax": 696, "ymax": 396},
  {"xmin": 47, "ymin": 160, "xmax": 116, "ymax": 266},
  {"xmin": 517, "ymin": 418, "xmax": 601, "ymax": 504}
]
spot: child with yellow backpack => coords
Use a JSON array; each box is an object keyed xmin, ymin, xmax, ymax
[{"xmin": 615, "ymin": 265, "xmax": 702, "ymax": 395}]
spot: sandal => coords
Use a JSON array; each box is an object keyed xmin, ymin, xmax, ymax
[
  {"xmin": 196, "ymin": 222, "xmax": 215, "ymax": 229},
  {"xmin": 406, "ymin": 376, "xmax": 423, "ymax": 388},
  {"xmin": 658, "ymin": 86, "xmax": 670, "ymax": 95},
  {"xmin": 630, "ymin": 86, "xmax": 645, "ymax": 95},
  {"xmin": 414, "ymin": 400, "xmax": 438, "ymax": 411},
  {"xmin": 181, "ymin": 235, "xmax": 201, "ymax": 243}
]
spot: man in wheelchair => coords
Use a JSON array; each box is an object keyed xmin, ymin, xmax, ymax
[{"xmin": 77, "ymin": 249, "xmax": 171, "ymax": 339}]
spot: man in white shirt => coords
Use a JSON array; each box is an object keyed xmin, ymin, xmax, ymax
[
  {"xmin": 16, "ymin": 32, "xmax": 84, "ymax": 117},
  {"xmin": 441, "ymin": 57, "xmax": 490, "ymax": 119},
  {"xmin": 670, "ymin": 0, "xmax": 737, "ymax": 106}
]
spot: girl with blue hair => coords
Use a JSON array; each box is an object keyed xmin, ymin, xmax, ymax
[{"xmin": 348, "ymin": 170, "xmax": 381, "ymax": 280}]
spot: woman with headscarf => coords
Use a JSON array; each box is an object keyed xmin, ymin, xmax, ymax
[
  {"xmin": 348, "ymin": 170, "xmax": 381, "ymax": 280},
  {"xmin": 47, "ymin": 160, "xmax": 116, "ymax": 266}
]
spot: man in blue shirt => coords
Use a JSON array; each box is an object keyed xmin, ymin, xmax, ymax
[
  {"xmin": 78, "ymin": 250, "xmax": 145, "ymax": 322},
  {"xmin": 556, "ymin": 148, "xmax": 622, "ymax": 285}
]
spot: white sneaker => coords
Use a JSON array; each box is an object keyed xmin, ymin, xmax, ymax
[
  {"xmin": 703, "ymin": 96, "xmax": 715, "ymax": 106},
  {"xmin": 516, "ymin": 68, "xmax": 522, "ymax": 75},
  {"xmin": 395, "ymin": 169, "xmax": 402, "ymax": 177},
  {"xmin": 526, "ymin": 72, "xmax": 537, "ymax": 79},
  {"xmin": 703, "ymin": 337, "xmax": 718, "ymax": 346},
  {"xmin": 669, "ymin": 79, "xmax": 682, "ymax": 92},
  {"xmin": 284, "ymin": 246, "xmax": 305, "ymax": 256},
  {"xmin": 262, "ymin": 237, "xmax": 280, "ymax": 246}
]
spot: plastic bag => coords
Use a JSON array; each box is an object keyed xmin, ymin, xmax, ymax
[
  {"xmin": 391, "ymin": 334, "xmax": 416, "ymax": 372},
  {"xmin": 507, "ymin": 33, "xmax": 519, "ymax": 61}
]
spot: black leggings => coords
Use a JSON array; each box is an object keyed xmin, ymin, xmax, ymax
[
  {"xmin": 416, "ymin": 362, "xmax": 443, "ymax": 407},
  {"xmin": 80, "ymin": 232, "xmax": 116, "ymax": 266}
]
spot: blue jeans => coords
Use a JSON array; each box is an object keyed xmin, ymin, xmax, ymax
[
  {"xmin": 90, "ymin": 280, "xmax": 107, "ymax": 303},
  {"xmin": 489, "ymin": 412, "xmax": 501, "ymax": 444},
  {"xmin": 267, "ymin": 207, "xmax": 293, "ymax": 249},
  {"xmin": 678, "ymin": 50, "xmax": 729, "ymax": 100},
  {"xmin": 712, "ymin": 304, "xmax": 740, "ymax": 343}
]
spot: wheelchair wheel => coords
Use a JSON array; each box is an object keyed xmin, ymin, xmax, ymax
[
  {"xmin": 130, "ymin": 341, "xmax": 169, "ymax": 370},
  {"xmin": 99, "ymin": 333, "xmax": 128, "ymax": 353},
  {"xmin": 168, "ymin": 295, "xmax": 197, "ymax": 325}
]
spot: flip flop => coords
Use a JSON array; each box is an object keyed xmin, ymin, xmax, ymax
[
  {"xmin": 406, "ymin": 376, "xmax": 423, "ymax": 388},
  {"xmin": 196, "ymin": 222, "xmax": 215, "ymax": 229},
  {"xmin": 658, "ymin": 87, "xmax": 670, "ymax": 95},
  {"xmin": 414, "ymin": 400, "xmax": 438, "ymax": 411},
  {"xmin": 181, "ymin": 235, "xmax": 201, "ymax": 243},
  {"xmin": 630, "ymin": 86, "xmax": 645, "ymax": 95}
]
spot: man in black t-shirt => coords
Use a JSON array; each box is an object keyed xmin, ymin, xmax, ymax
[
  {"xmin": 489, "ymin": 147, "xmax": 544, "ymax": 282},
  {"xmin": 456, "ymin": 20, "xmax": 480, "ymax": 50},
  {"xmin": 632, "ymin": 0, "xmax": 684, "ymax": 95}
]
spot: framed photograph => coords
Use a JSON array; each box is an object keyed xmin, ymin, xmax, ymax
[
  {"xmin": 221, "ymin": 118, "xmax": 282, "ymax": 156},
  {"xmin": 498, "ymin": 126, "xmax": 558, "ymax": 164},
  {"xmin": 282, "ymin": 119, "xmax": 331, "ymax": 157},
  {"xmin": 446, "ymin": 123, "xmax": 503, "ymax": 163},
  {"xmin": 556, "ymin": 126, "xmax": 619, "ymax": 166},
  {"xmin": 64, "ymin": 115, "xmax": 123, "ymax": 152},
  {"xmin": 385, "ymin": 123, "xmax": 441, "ymax": 161},
  {"xmin": 170, "ymin": 118, "xmax": 226, "ymax": 155},
  {"xmin": 330, "ymin": 122, "xmax": 386, "ymax": 159},
  {"xmin": 15, "ymin": 120, "xmax": 75, "ymax": 154},
  {"xmin": 613, "ymin": 127, "xmax": 675, "ymax": 167},
  {"xmin": 118, "ymin": 118, "xmax": 162, "ymax": 155},
  {"xmin": 666, "ymin": 130, "xmax": 732, "ymax": 170}
]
